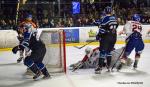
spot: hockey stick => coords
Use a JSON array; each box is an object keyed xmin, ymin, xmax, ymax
[
  {"xmin": 111, "ymin": 46, "xmax": 126, "ymax": 71},
  {"xmin": 111, "ymin": 33, "xmax": 132, "ymax": 71},
  {"xmin": 74, "ymin": 40, "xmax": 95, "ymax": 49}
]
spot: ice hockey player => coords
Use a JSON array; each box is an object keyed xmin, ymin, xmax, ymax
[
  {"xmin": 12, "ymin": 14, "xmax": 50, "ymax": 80},
  {"xmin": 70, "ymin": 47, "xmax": 133, "ymax": 71},
  {"xmin": 93, "ymin": 11, "xmax": 106, "ymax": 26},
  {"xmin": 70, "ymin": 47, "xmax": 99, "ymax": 71},
  {"xmin": 95, "ymin": 6, "xmax": 118, "ymax": 74},
  {"xmin": 117, "ymin": 14, "xmax": 145, "ymax": 71},
  {"xmin": 16, "ymin": 14, "xmax": 37, "ymax": 63}
]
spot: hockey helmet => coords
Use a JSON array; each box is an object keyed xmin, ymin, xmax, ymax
[
  {"xmin": 104, "ymin": 6, "xmax": 112, "ymax": 14},
  {"xmin": 131, "ymin": 14, "xmax": 141, "ymax": 22},
  {"xmin": 25, "ymin": 14, "xmax": 32, "ymax": 20}
]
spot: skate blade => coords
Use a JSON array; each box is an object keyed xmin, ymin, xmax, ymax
[
  {"xmin": 111, "ymin": 69, "xmax": 114, "ymax": 72},
  {"xmin": 33, "ymin": 75, "xmax": 43, "ymax": 81},
  {"xmin": 106, "ymin": 70, "xmax": 111, "ymax": 72},
  {"xmin": 117, "ymin": 69, "xmax": 121, "ymax": 72},
  {"xmin": 42, "ymin": 76, "xmax": 51, "ymax": 80},
  {"xmin": 133, "ymin": 67, "xmax": 137, "ymax": 70}
]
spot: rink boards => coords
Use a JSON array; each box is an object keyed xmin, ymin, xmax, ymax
[{"xmin": 0, "ymin": 25, "xmax": 150, "ymax": 50}]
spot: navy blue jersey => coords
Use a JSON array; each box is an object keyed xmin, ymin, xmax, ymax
[{"xmin": 100, "ymin": 16, "xmax": 118, "ymax": 33}]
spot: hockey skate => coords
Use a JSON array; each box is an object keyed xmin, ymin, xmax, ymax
[
  {"xmin": 116, "ymin": 63, "xmax": 123, "ymax": 72},
  {"xmin": 107, "ymin": 68, "xmax": 111, "ymax": 72},
  {"xmin": 33, "ymin": 70, "xmax": 41, "ymax": 80},
  {"xmin": 41, "ymin": 67, "xmax": 51, "ymax": 79},
  {"xmin": 43, "ymin": 73, "xmax": 51, "ymax": 79},
  {"xmin": 95, "ymin": 67, "xmax": 102, "ymax": 74},
  {"xmin": 105, "ymin": 64, "xmax": 111, "ymax": 72},
  {"xmin": 133, "ymin": 60, "xmax": 138, "ymax": 70}
]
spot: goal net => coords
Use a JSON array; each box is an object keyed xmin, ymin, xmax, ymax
[{"xmin": 39, "ymin": 29, "xmax": 66, "ymax": 73}]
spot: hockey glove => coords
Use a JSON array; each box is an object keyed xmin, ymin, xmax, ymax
[{"xmin": 12, "ymin": 46, "xmax": 19, "ymax": 54}]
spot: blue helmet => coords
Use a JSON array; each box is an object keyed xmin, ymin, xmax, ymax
[
  {"xmin": 131, "ymin": 14, "xmax": 140, "ymax": 22},
  {"xmin": 104, "ymin": 6, "xmax": 112, "ymax": 14},
  {"xmin": 26, "ymin": 14, "xmax": 32, "ymax": 19}
]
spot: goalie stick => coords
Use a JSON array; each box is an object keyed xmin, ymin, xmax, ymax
[
  {"xmin": 111, "ymin": 46, "xmax": 126, "ymax": 71},
  {"xmin": 72, "ymin": 62, "xmax": 83, "ymax": 72},
  {"xmin": 74, "ymin": 40, "xmax": 95, "ymax": 49},
  {"xmin": 111, "ymin": 33, "xmax": 132, "ymax": 71}
]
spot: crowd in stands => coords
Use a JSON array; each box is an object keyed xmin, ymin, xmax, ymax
[{"xmin": 0, "ymin": 0, "xmax": 150, "ymax": 30}]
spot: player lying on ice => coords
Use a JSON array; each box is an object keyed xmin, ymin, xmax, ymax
[{"xmin": 70, "ymin": 46, "xmax": 133, "ymax": 72}]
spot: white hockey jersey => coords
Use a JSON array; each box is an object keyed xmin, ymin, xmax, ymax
[{"xmin": 123, "ymin": 21, "xmax": 142, "ymax": 39}]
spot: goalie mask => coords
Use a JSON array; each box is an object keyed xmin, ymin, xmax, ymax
[{"xmin": 85, "ymin": 47, "xmax": 92, "ymax": 55}]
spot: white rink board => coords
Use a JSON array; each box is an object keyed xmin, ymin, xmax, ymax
[{"xmin": 0, "ymin": 25, "xmax": 150, "ymax": 48}]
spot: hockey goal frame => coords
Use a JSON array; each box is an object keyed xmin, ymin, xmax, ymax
[{"xmin": 39, "ymin": 29, "xmax": 66, "ymax": 73}]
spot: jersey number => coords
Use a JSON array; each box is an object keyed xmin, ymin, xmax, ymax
[
  {"xmin": 132, "ymin": 24, "xmax": 142, "ymax": 32},
  {"xmin": 110, "ymin": 25, "xmax": 117, "ymax": 30}
]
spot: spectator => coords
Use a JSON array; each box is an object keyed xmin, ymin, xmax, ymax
[
  {"xmin": 0, "ymin": 20, "xmax": 7, "ymax": 30},
  {"xmin": 40, "ymin": 18, "xmax": 51, "ymax": 28}
]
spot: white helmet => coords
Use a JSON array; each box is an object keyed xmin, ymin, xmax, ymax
[{"xmin": 85, "ymin": 47, "xmax": 92, "ymax": 54}]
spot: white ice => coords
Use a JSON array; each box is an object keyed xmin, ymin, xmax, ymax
[{"xmin": 0, "ymin": 44, "xmax": 150, "ymax": 87}]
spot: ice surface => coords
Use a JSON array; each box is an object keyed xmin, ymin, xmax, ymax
[{"xmin": 0, "ymin": 44, "xmax": 150, "ymax": 87}]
